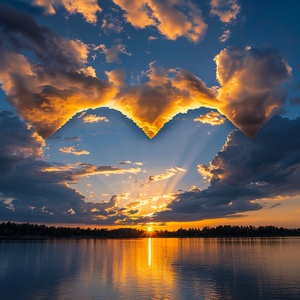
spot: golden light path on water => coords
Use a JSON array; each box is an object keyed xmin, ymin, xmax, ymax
[{"xmin": 148, "ymin": 238, "xmax": 152, "ymax": 267}]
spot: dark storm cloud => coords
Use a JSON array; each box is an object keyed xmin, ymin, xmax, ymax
[
  {"xmin": 0, "ymin": 0, "xmax": 44, "ymax": 15},
  {"xmin": 289, "ymin": 82, "xmax": 300, "ymax": 105},
  {"xmin": 153, "ymin": 116, "xmax": 300, "ymax": 222},
  {"xmin": 0, "ymin": 111, "xmax": 138, "ymax": 224},
  {"xmin": 0, "ymin": 3, "xmax": 70, "ymax": 64},
  {"xmin": 0, "ymin": 111, "xmax": 84, "ymax": 221},
  {"xmin": 0, "ymin": 110, "xmax": 45, "ymax": 174}
]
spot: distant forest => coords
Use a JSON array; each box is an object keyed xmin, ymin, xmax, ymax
[{"xmin": 1, "ymin": 222, "xmax": 300, "ymax": 239}]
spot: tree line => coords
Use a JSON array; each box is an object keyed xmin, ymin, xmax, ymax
[{"xmin": 1, "ymin": 222, "xmax": 300, "ymax": 238}]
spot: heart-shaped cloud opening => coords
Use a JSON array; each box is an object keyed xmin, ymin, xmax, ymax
[
  {"xmin": 0, "ymin": 48, "xmax": 292, "ymax": 140},
  {"xmin": 112, "ymin": 66, "xmax": 218, "ymax": 138},
  {"xmin": 0, "ymin": 3, "xmax": 293, "ymax": 143}
]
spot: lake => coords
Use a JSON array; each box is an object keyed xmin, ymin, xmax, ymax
[{"xmin": 1, "ymin": 237, "xmax": 300, "ymax": 299}]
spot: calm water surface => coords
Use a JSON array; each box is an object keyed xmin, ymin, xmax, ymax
[{"xmin": 1, "ymin": 237, "xmax": 300, "ymax": 300}]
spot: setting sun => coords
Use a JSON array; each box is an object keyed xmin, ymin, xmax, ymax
[{"xmin": 147, "ymin": 226, "xmax": 153, "ymax": 232}]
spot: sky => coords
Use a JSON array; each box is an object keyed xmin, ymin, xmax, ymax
[{"xmin": 0, "ymin": 0, "xmax": 300, "ymax": 229}]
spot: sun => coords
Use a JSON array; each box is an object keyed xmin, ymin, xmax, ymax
[{"xmin": 147, "ymin": 226, "xmax": 153, "ymax": 232}]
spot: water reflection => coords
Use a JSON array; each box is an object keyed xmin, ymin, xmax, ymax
[
  {"xmin": 0, "ymin": 238, "xmax": 300, "ymax": 299},
  {"xmin": 148, "ymin": 238, "xmax": 151, "ymax": 267}
]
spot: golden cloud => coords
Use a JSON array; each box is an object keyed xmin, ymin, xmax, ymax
[
  {"xmin": 0, "ymin": 6, "xmax": 292, "ymax": 141},
  {"xmin": 0, "ymin": 51, "xmax": 117, "ymax": 138},
  {"xmin": 112, "ymin": 0, "xmax": 207, "ymax": 43},
  {"xmin": 83, "ymin": 114, "xmax": 109, "ymax": 123},
  {"xmin": 32, "ymin": 0, "xmax": 101, "ymax": 24},
  {"xmin": 215, "ymin": 47, "xmax": 292, "ymax": 137},
  {"xmin": 105, "ymin": 69, "xmax": 127, "ymax": 87},
  {"xmin": 94, "ymin": 43, "xmax": 131, "ymax": 63},
  {"xmin": 42, "ymin": 162, "xmax": 141, "ymax": 177},
  {"xmin": 0, "ymin": 47, "xmax": 292, "ymax": 140},
  {"xmin": 140, "ymin": 167, "xmax": 186, "ymax": 188},
  {"xmin": 210, "ymin": 0, "xmax": 240, "ymax": 23},
  {"xmin": 194, "ymin": 111, "xmax": 226, "ymax": 126},
  {"xmin": 59, "ymin": 146, "xmax": 90, "ymax": 156},
  {"xmin": 113, "ymin": 64, "xmax": 217, "ymax": 138}
]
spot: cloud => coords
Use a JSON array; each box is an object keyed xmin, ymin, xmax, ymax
[
  {"xmin": 148, "ymin": 36, "xmax": 158, "ymax": 42},
  {"xmin": 32, "ymin": 0, "xmax": 102, "ymax": 24},
  {"xmin": 153, "ymin": 116, "xmax": 300, "ymax": 222},
  {"xmin": 219, "ymin": 29, "xmax": 231, "ymax": 43},
  {"xmin": 105, "ymin": 68, "xmax": 126, "ymax": 87},
  {"xmin": 64, "ymin": 136, "xmax": 81, "ymax": 141},
  {"xmin": 140, "ymin": 167, "xmax": 186, "ymax": 188},
  {"xmin": 210, "ymin": 0, "xmax": 240, "ymax": 23},
  {"xmin": 215, "ymin": 47, "xmax": 292, "ymax": 137},
  {"xmin": 289, "ymin": 82, "xmax": 300, "ymax": 105},
  {"xmin": 194, "ymin": 111, "xmax": 226, "ymax": 126},
  {"xmin": 101, "ymin": 16, "xmax": 123, "ymax": 35},
  {"xmin": 95, "ymin": 42, "xmax": 131, "ymax": 63},
  {"xmin": 112, "ymin": 0, "xmax": 207, "ymax": 43},
  {"xmin": 118, "ymin": 161, "xmax": 132, "ymax": 165},
  {"xmin": 0, "ymin": 110, "xmax": 45, "ymax": 174},
  {"xmin": 59, "ymin": 146, "xmax": 90, "ymax": 156},
  {"xmin": 114, "ymin": 63, "xmax": 218, "ymax": 138},
  {"xmin": 0, "ymin": 4, "xmax": 293, "ymax": 140},
  {"xmin": 0, "ymin": 3, "xmax": 117, "ymax": 138},
  {"xmin": 0, "ymin": 110, "xmax": 142, "ymax": 224},
  {"xmin": 42, "ymin": 163, "xmax": 141, "ymax": 177},
  {"xmin": 83, "ymin": 114, "xmax": 109, "ymax": 123},
  {"xmin": 0, "ymin": 111, "xmax": 86, "ymax": 221}
]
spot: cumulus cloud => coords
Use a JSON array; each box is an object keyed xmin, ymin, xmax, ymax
[
  {"xmin": 112, "ymin": 0, "xmax": 207, "ymax": 43},
  {"xmin": 32, "ymin": 0, "xmax": 101, "ymax": 24},
  {"xmin": 194, "ymin": 111, "xmax": 226, "ymax": 126},
  {"xmin": 154, "ymin": 116, "xmax": 300, "ymax": 222},
  {"xmin": 114, "ymin": 63, "xmax": 218, "ymax": 138},
  {"xmin": 210, "ymin": 0, "xmax": 240, "ymax": 23},
  {"xmin": 95, "ymin": 42, "xmax": 131, "ymax": 63},
  {"xmin": 59, "ymin": 146, "xmax": 90, "ymax": 156},
  {"xmin": 83, "ymin": 114, "xmax": 109, "ymax": 123},
  {"xmin": 0, "ymin": 111, "xmax": 142, "ymax": 224},
  {"xmin": 215, "ymin": 47, "xmax": 292, "ymax": 137},
  {"xmin": 0, "ymin": 4, "xmax": 117, "ymax": 138}
]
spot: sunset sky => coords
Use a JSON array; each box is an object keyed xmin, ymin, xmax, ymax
[{"xmin": 1, "ymin": 0, "xmax": 300, "ymax": 229}]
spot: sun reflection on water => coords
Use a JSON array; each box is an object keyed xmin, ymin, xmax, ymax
[{"xmin": 148, "ymin": 237, "xmax": 152, "ymax": 267}]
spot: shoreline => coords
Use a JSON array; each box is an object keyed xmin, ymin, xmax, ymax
[{"xmin": 1, "ymin": 235, "xmax": 300, "ymax": 240}]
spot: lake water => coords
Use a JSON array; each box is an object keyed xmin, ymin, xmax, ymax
[{"xmin": 1, "ymin": 237, "xmax": 300, "ymax": 299}]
